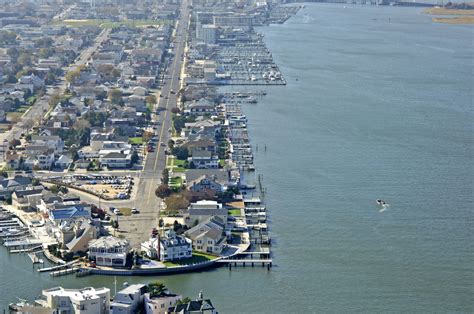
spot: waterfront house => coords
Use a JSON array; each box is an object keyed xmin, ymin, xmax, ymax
[
  {"xmin": 185, "ymin": 169, "xmax": 230, "ymax": 194},
  {"xmin": 185, "ymin": 216, "xmax": 227, "ymax": 255},
  {"xmin": 46, "ymin": 203, "xmax": 92, "ymax": 226},
  {"xmin": 167, "ymin": 293, "xmax": 216, "ymax": 314},
  {"xmin": 187, "ymin": 200, "xmax": 227, "ymax": 225},
  {"xmin": 34, "ymin": 286, "xmax": 110, "ymax": 314},
  {"xmin": 88, "ymin": 236, "xmax": 130, "ymax": 267},
  {"xmin": 111, "ymin": 284, "xmax": 147, "ymax": 314},
  {"xmin": 144, "ymin": 292, "xmax": 182, "ymax": 314},
  {"xmin": 141, "ymin": 229, "xmax": 192, "ymax": 262},
  {"xmin": 57, "ymin": 219, "xmax": 98, "ymax": 253},
  {"xmin": 184, "ymin": 98, "xmax": 216, "ymax": 116},
  {"xmin": 182, "ymin": 138, "xmax": 218, "ymax": 154},
  {"xmin": 188, "ymin": 150, "xmax": 219, "ymax": 169}
]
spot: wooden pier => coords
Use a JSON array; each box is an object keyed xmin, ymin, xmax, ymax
[{"xmin": 217, "ymin": 258, "xmax": 273, "ymax": 270}]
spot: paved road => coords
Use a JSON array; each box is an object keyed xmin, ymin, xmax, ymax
[
  {"xmin": 0, "ymin": 28, "xmax": 110, "ymax": 144},
  {"xmin": 116, "ymin": 0, "xmax": 190, "ymax": 248}
]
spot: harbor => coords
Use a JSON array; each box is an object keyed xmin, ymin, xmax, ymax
[{"xmin": 214, "ymin": 35, "xmax": 287, "ymax": 86}]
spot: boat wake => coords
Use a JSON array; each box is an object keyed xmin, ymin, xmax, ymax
[{"xmin": 376, "ymin": 199, "xmax": 389, "ymax": 212}]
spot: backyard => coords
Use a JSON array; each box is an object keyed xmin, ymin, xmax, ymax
[{"xmin": 163, "ymin": 252, "xmax": 218, "ymax": 267}]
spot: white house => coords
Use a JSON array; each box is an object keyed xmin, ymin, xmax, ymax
[
  {"xmin": 55, "ymin": 154, "xmax": 73, "ymax": 169},
  {"xmin": 35, "ymin": 286, "xmax": 110, "ymax": 314},
  {"xmin": 88, "ymin": 236, "xmax": 130, "ymax": 267},
  {"xmin": 100, "ymin": 152, "xmax": 132, "ymax": 169},
  {"xmin": 111, "ymin": 284, "xmax": 147, "ymax": 314},
  {"xmin": 144, "ymin": 292, "xmax": 182, "ymax": 314},
  {"xmin": 141, "ymin": 230, "xmax": 192, "ymax": 262},
  {"xmin": 31, "ymin": 135, "xmax": 64, "ymax": 155},
  {"xmin": 188, "ymin": 150, "xmax": 219, "ymax": 169}
]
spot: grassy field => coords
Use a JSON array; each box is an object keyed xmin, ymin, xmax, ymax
[
  {"xmin": 129, "ymin": 137, "xmax": 144, "ymax": 145},
  {"xmin": 228, "ymin": 209, "xmax": 242, "ymax": 216},
  {"xmin": 60, "ymin": 19, "xmax": 172, "ymax": 29},
  {"xmin": 169, "ymin": 176, "xmax": 183, "ymax": 188},
  {"xmin": 432, "ymin": 16, "xmax": 474, "ymax": 24},
  {"xmin": 26, "ymin": 96, "xmax": 36, "ymax": 105},
  {"xmin": 167, "ymin": 157, "xmax": 186, "ymax": 172},
  {"xmin": 424, "ymin": 7, "xmax": 474, "ymax": 15},
  {"xmin": 163, "ymin": 252, "xmax": 218, "ymax": 267}
]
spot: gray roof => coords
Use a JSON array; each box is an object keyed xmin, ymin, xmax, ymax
[
  {"xmin": 0, "ymin": 176, "xmax": 32, "ymax": 189},
  {"xmin": 102, "ymin": 152, "xmax": 127, "ymax": 159},
  {"xmin": 185, "ymin": 169, "xmax": 229, "ymax": 185},
  {"xmin": 192, "ymin": 150, "xmax": 212, "ymax": 158},
  {"xmin": 189, "ymin": 207, "xmax": 227, "ymax": 218},
  {"xmin": 13, "ymin": 188, "xmax": 43, "ymax": 197}
]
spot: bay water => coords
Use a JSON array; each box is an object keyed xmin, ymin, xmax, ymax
[{"xmin": 1, "ymin": 4, "xmax": 473, "ymax": 312}]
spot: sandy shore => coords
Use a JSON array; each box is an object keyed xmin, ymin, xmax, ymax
[
  {"xmin": 424, "ymin": 7, "xmax": 474, "ymax": 15},
  {"xmin": 432, "ymin": 16, "xmax": 474, "ymax": 24}
]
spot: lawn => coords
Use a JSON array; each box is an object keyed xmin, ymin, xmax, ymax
[
  {"xmin": 167, "ymin": 157, "xmax": 186, "ymax": 172},
  {"xmin": 26, "ymin": 96, "xmax": 36, "ymax": 105},
  {"xmin": 17, "ymin": 106, "xmax": 30, "ymax": 113},
  {"xmin": 163, "ymin": 252, "xmax": 218, "ymax": 267},
  {"xmin": 169, "ymin": 176, "xmax": 182, "ymax": 188},
  {"xmin": 129, "ymin": 137, "xmax": 144, "ymax": 145},
  {"xmin": 174, "ymin": 159, "xmax": 185, "ymax": 167},
  {"xmin": 228, "ymin": 209, "xmax": 241, "ymax": 216}
]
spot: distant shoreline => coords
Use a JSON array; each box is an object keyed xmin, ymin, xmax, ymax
[{"xmin": 423, "ymin": 7, "xmax": 474, "ymax": 24}]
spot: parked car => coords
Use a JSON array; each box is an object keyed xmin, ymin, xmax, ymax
[
  {"xmin": 113, "ymin": 208, "xmax": 121, "ymax": 215},
  {"xmin": 131, "ymin": 208, "xmax": 140, "ymax": 214}
]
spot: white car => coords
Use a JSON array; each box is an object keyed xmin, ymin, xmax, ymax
[
  {"xmin": 113, "ymin": 208, "xmax": 121, "ymax": 215},
  {"xmin": 131, "ymin": 208, "xmax": 140, "ymax": 214}
]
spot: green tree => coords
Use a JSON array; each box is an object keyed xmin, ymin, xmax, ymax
[
  {"xmin": 171, "ymin": 146, "xmax": 188, "ymax": 160},
  {"xmin": 65, "ymin": 70, "xmax": 81, "ymax": 84},
  {"xmin": 108, "ymin": 89, "xmax": 123, "ymax": 105},
  {"xmin": 146, "ymin": 95, "xmax": 157, "ymax": 105},
  {"xmin": 155, "ymin": 184, "xmax": 172, "ymax": 199},
  {"xmin": 146, "ymin": 282, "xmax": 166, "ymax": 297},
  {"xmin": 17, "ymin": 52, "xmax": 32, "ymax": 66},
  {"xmin": 176, "ymin": 297, "xmax": 192, "ymax": 305},
  {"xmin": 34, "ymin": 37, "xmax": 53, "ymax": 48},
  {"xmin": 0, "ymin": 30, "xmax": 17, "ymax": 45},
  {"xmin": 39, "ymin": 48, "xmax": 54, "ymax": 59},
  {"xmin": 164, "ymin": 193, "xmax": 190, "ymax": 212}
]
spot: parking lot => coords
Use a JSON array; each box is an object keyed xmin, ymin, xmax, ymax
[{"xmin": 49, "ymin": 174, "xmax": 135, "ymax": 200}]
